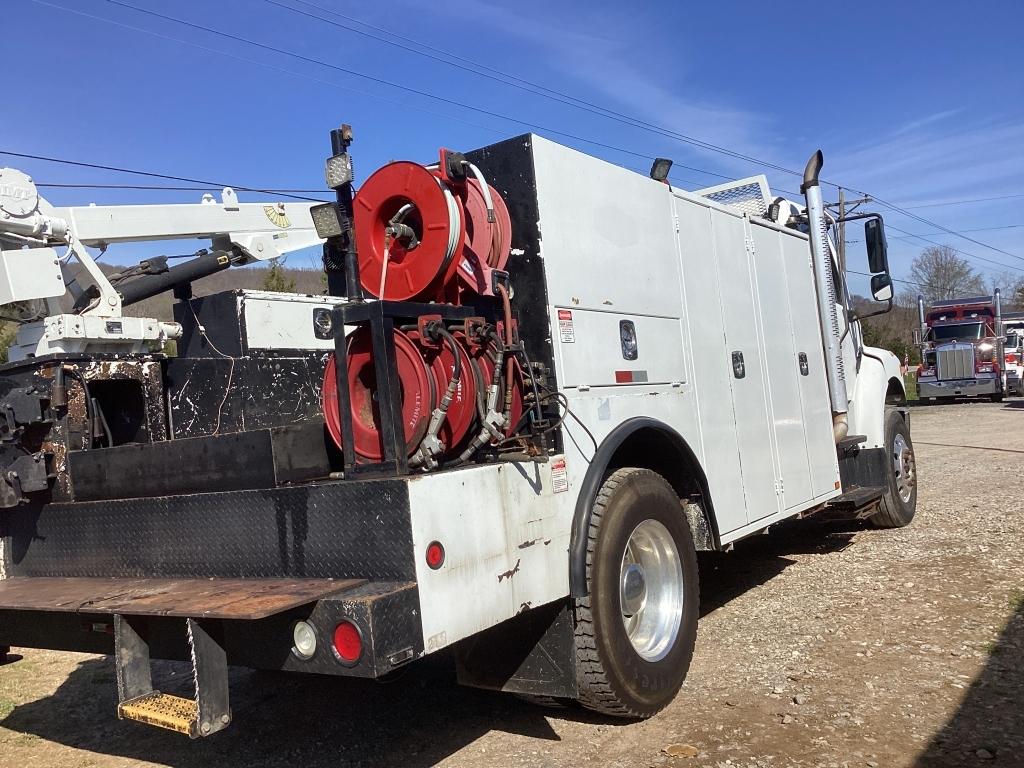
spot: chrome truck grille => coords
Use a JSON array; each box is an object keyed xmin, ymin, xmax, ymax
[{"xmin": 936, "ymin": 343, "xmax": 975, "ymax": 380}]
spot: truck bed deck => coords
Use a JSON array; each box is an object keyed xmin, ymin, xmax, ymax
[{"xmin": 0, "ymin": 576, "xmax": 362, "ymax": 619}]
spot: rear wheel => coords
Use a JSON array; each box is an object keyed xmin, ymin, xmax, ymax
[
  {"xmin": 870, "ymin": 409, "xmax": 917, "ymax": 528},
  {"xmin": 573, "ymin": 468, "xmax": 699, "ymax": 718}
]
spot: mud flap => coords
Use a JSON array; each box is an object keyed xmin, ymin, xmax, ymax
[{"xmin": 455, "ymin": 599, "xmax": 578, "ymax": 698}]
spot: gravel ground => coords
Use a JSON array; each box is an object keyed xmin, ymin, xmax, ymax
[{"xmin": 1, "ymin": 401, "xmax": 1021, "ymax": 768}]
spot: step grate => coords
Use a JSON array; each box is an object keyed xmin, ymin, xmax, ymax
[{"xmin": 119, "ymin": 692, "xmax": 198, "ymax": 735}]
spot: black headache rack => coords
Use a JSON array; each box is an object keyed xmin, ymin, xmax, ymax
[{"xmin": 0, "ymin": 477, "xmax": 425, "ymax": 737}]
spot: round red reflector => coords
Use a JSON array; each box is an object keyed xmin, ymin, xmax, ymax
[
  {"xmin": 332, "ymin": 621, "xmax": 363, "ymax": 665},
  {"xmin": 426, "ymin": 541, "xmax": 445, "ymax": 570}
]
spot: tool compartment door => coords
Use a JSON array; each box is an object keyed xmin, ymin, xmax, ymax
[
  {"xmin": 780, "ymin": 230, "xmax": 841, "ymax": 497},
  {"xmin": 709, "ymin": 209, "xmax": 779, "ymax": 525},
  {"xmin": 748, "ymin": 221, "xmax": 814, "ymax": 510}
]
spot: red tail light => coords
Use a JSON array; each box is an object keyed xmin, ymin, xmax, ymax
[
  {"xmin": 1007, "ymin": 353, "xmax": 1018, "ymax": 365},
  {"xmin": 425, "ymin": 541, "xmax": 445, "ymax": 569},
  {"xmin": 332, "ymin": 621, "xmax": 363, "ymax": 665}
]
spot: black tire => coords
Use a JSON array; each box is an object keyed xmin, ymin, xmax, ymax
[
  {"xmin": 990, "ymin": 393, "xmax": 1004, "ymax": 403},
  {"xmin": 870, "ymin": 409, "xmax": 917, "ymax": 528},
  {"xmin": 573, "ymin": 468, "xmax": 699, "ymax": 718}
]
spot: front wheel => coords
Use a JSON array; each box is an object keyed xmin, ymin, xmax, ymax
[
  {"xmin": 870, "ymin": 409, "xmax": 917, "ymax": 528},
  {"xmin": 573, "ymin": 468, "xmax": 699, "ymax": 718}
]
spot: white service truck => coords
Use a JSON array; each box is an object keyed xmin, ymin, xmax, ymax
[
  {"xmin": 0, "ymin": 127, "xmax": 914, "ymax": 736},
  {"xmin": 1003, "ymin": 311, "xmax": 1024, "ymax": 396}
]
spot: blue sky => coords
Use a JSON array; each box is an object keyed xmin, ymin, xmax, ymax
[{"xmin": 3, "ymin": 0, "xmax": 1023, "ymax": 294}]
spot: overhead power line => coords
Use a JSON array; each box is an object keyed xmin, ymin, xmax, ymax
[
  {"xmin": 884, "ymin": 222, "xmax": 1024, "ymax": 273},
  {"xmin": 90, "ymin": 0, "xmax": 657, "ymax": 165},
  {"xmin": 263, "ymin": 0, "xmax": 807, "ymax": 179},
  {"xmin": 0, "ymin": 150, "xmax": 330, "ymax": 202},
  {"xmin": 887, "ymin": 224, "xmax": 1024, "ymax": 240},
  {"xmin": 905, "ymin": 193, "xmax": 1024, "ymax": 209},
  {"xmin": 23, "ymin": 0, "xmax": 1021, "ymax": 265},
  {"xmin": 846, "ymin": 269, "xmax": 927, "ymax": 291},
  {"xmin": 869, "ymin": 195, "xmax": 1022, "ymax": 262},
  {"xmin": 28, "ymin": 0, "xmax": 757, "ymax": 186},
  {"xmin": 36, "ymin": 182, "xmax": 328, "ymax": 193}
]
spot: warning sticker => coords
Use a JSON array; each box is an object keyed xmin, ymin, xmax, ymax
[
  {"xmin": 557, "ymin": 309, "xmax": 575, "ymax": 343},
  {"xmin": 551, "ymin": 456, "xmax": 569, "ymax": 493}
]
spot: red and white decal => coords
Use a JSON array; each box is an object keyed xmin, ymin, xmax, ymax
[
  {"xmin": 614, "ymin": 370, "xmax": 649, "ymax": 383},
  {"xmin": 557, "ymin": 309, "xmax": 575, "ymax": 343},
  {"xmin": 550, "ymin": 456, "xmax": 569, "ymax": 493}
]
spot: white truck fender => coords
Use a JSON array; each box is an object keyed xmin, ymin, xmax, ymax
[{"xmin": 848, "ymin": 345, "xmax": 906, "ymax": 449}]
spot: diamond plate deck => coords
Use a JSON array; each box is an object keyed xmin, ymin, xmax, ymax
[{"xmin": 0, "ymin": 577, "xmax": 363, "ymax": 619}]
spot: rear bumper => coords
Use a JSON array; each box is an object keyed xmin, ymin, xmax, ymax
[
  {"xmin": 918, "ymin": 375, "xmax": 999, "ymax": 398},
  {"xmin": 0, "ymin": 579, "xmax": 422, "ymax": 679},
  {"xmin": 0, "ymin": 477, "xmax": 426, "ymax": 678}
]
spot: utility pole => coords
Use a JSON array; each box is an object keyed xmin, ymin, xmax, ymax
[
  {"xmin": 838, "ymin": 187, "xmax": 846, "ymax": 272},
  {"xmin": 828, "ymin": 190, "xmax": 872, "ymax": 273}
]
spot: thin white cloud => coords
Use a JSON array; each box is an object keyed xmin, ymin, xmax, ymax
[
  {"xmin": 398, "ymin": 0, "xmax": 781, "ymax": 175},
  {"xmin": 826, "ymin": 118, "xmax": 1024, "ymax": 205}
]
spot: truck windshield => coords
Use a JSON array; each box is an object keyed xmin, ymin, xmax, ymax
[{"xmin": 931, "ymin": 323, "xmax": 984, "ymax": 341}]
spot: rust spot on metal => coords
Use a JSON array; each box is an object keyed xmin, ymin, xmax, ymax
[
  {"xmin": 497, "ymin": 558, "xmax": 521, "ymax": 583},
  {"xmin": 517, "ymin": 538, "xmax": 540, "ymax": 549}
]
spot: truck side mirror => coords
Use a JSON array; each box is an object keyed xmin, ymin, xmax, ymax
[
  {"xmin": 865, "ymin": 218, "xmax": 889, "ymax": 274},
  {"xmin": 870, "ymin": 273, "xmax": 893, "ymax": 303}
]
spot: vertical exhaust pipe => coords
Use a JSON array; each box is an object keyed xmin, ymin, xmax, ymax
[
  {"xmin": 995, "ymin": 288, "xmax": 1003, "ymax": 336},
  {"xmin": 917, "ymin": 294, "xmax": 928, "ymax": 347},
  {"xmin": 801, "ymin": 151, "xmax": 849, "ymax": 442}
]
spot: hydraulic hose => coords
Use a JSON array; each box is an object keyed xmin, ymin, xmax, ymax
[{"xmin": 496, "ymin": 283, "xmax": 515, "ymax": 419}]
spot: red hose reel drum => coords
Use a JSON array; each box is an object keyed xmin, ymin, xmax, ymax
[
  {"xmin": 405, "ymin": 329, "xmax": 478, "ymax": 453},
  {"xmin": 354, "ymin": 159, "xmax": 513, "ymax": 302},
  {"xmin": 354, "ymin": 161, "xmax": 465, "ymax": 301},
  {"xmin": 455, "ymin": 179, "xmax": 512, "ymax": 294},
  {"xmin": 463, "ymin": 337, "xmax": 525, "ymax": 438},
  {"xmin": 322, "ymin": 327, "xmax": 436, "ymax": 462}
]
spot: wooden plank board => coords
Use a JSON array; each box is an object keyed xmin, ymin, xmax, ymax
[{"xmin": 0, "ymin": 577, "xmax": 364, "ymax": 620}]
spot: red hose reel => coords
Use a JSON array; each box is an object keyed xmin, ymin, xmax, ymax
[
  {"xmin": 322, "ymin": 322, "xmax": 523, "ymax": 464},
  {"xmin": 354, "ymin": 151, "xmax": 512, "ymax": 302}
]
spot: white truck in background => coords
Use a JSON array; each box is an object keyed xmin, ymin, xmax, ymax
[{"xmin": 1003, "ymin": 311, "xmax": 1024, "ymax": 396}]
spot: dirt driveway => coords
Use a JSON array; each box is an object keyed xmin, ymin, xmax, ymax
[{"xmin": 1, "ymin": 402, "xmax": 1022, "ymax": 768}]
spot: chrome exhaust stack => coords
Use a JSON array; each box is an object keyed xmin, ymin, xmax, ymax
[{"xmin": 801, "ymin": 151, "xmax": 849, "ymax": 442}]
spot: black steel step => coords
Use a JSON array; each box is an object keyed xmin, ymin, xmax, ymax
[{"xmin": 825, "ymin": 485, "xmax": 885, "ymax": 513}]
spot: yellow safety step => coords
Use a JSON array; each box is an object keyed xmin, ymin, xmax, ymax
[
  {"xmin": 115, "ymin": 615, "xmax": 231, "ymax": 738},
  {"xmin": 118, "ymin": 692, "xmax": 199, "ymax": 736}
]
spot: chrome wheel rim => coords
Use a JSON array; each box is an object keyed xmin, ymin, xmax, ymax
[
  {"xmin": 893, "ymin": 433, "xmax": 915, "ymax": 503},
  {"xmin": 619, "ymin": 519, "xmax": 684, "ymax": 662}
]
